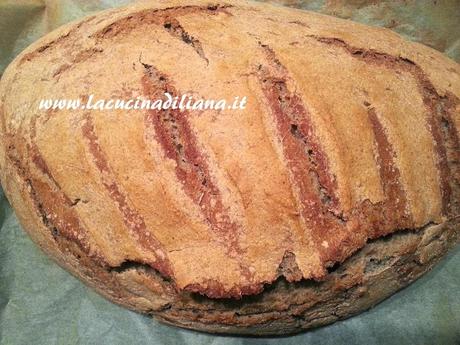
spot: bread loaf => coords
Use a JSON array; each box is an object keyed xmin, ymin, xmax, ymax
[{"xmin": 0, "ymin": 0, "xmax": 459, "ymax": 335}]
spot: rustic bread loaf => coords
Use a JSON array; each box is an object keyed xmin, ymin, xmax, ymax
[{"xmin": 0, "ymin": 0, "xmax": 459, "ymax": 335}]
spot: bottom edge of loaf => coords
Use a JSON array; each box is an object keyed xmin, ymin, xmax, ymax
[
  {"xmin": 151, "ymin": 220, "xmax": 458, "ymax": 335},
  {"xmin": 41, "ymin": 218, "xmax": 457, "ymax": 336}
]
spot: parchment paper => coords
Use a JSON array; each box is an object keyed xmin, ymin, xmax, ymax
[{"xmin": 0, "ymin": 1, "xmax": 459, "ymax": 344}]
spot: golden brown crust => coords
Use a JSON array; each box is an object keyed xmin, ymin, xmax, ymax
[{"xmin": 0, "ymin": 0, "xmax": 459, "ymax": 334}]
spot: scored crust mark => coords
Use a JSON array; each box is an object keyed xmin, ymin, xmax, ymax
[
  {"xmin": 439, "ymin": 94, "xmax": 460, "ymax": 213},
  {"xmin": 91, "ymin": 4, "xmax": 231, "ymax": 63},
  {"xmin": 255, "ymin": 42, "xmax": 422, "ymax": 267},
  {"xmin": 162, "ymin": 18, "xmax": 209, "ymax": 64},
  {"xmin": 306, "ymin": 35, "xmax": 460, "ymax": 217},
  {"xmin": 92, "ymin": 4, "xmax": 232, "ymax": 40},
  {"xmin": 365, "ymin": 107, "xmax": 413, "ymax": 237},
  {"xmin": 4, "ymin": 133, "xmax": 104, "ymax": 265},
  {"xmin": 19, "ymin": 5, "xmax": 232, "ymax": 68},
  {"xmin": 257, "ymin": 42, "xmax": 356, "ymax": 265},
  {"xmin": 18, "ymin": 15, "xmax": 99, "ymax": 66},
  {"xmin": 52, "ymin": 47, "xmax": 104, "ymax": 79},
  {"xmin": 141, "ymin": 64, "xmax": 240, "ymax": 254},
  {"xmin": 26, "ymin": 177, "xmax": 100, "ymax": 260},
  {"xmin": 287, "ymin": 20, "xmax": 311, "ymax": 28},
  {"xmin": 5, "ymin": 117, "xmax": 178, "ymax": 303},
  {"xmin": 28, "ymin": 116, "xmax": 97, "ymax": 240},
  {"xmin": 0, "ymin": 105, "xmax": 100, "ymax": 263},
  {"xmin": 258, "ymin": 43, "xmax": 340, "ymax": 214},
  {"xmin": 140, "ymin": 64, "xmax": 262, "ymax": 298},
  {"xmin": 81, "ymin": 114, "xmax": 173, "ymax": 278},
  {"xmin": 28, "ymin": 117, "xmax": 63, "ymax": 190}
]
